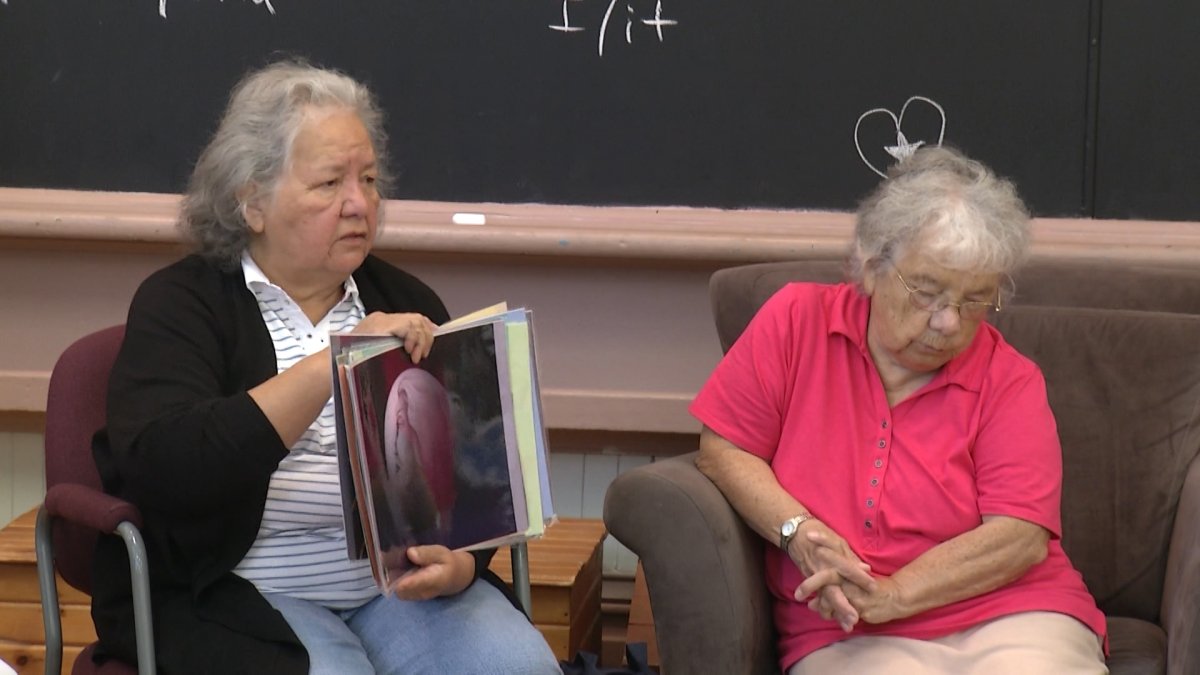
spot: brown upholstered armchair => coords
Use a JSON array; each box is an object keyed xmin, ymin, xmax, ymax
[{"xmin": 605, "ymin": 259, "xmax": 1200, "ymax": 675}]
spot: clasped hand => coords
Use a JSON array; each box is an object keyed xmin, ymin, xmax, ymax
[{"xmin": 788, "ymin": 522, "xmax": 901, "ymax": 632}]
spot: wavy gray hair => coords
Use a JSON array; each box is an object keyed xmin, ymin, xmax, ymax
[
  {"xmin": 179, "ymin": 59, "xmax": 392, "ymax": 269},
  {"xmin": 847, "ymin": 146, "xmax": 1031, "ymax": 292}
]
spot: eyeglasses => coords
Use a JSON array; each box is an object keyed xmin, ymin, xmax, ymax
[{"xmin": 894, "ymin": 270, "xmax": 1001, "ymax": 321}]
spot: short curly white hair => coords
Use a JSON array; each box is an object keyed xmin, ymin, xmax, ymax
[{"xmin": 847, "ymin": 146, "xmax": 1031, "ymax": 290}]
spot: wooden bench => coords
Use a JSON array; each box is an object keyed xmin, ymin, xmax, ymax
[
  {"xmin": 0, "ymin": 508, "xmax": 93, "ymax": 675},
  {"xmin": 489, "ymin": 518, "xmax": 606, "ymax": 661},
  {"xmin": 0, "ymin": 509, "xmax": 604, "ymax": 674}
]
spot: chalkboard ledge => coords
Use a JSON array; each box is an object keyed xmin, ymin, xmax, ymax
[{"xmin": 1, "ymin": 188, "xmax": 1197, "ymax": 266}]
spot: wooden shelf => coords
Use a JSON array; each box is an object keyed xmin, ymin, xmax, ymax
[
  {"xmin": 0, "ymin": 509, "xmax": 94, "ymax": 675},
  {"xmin": 488, "ymin": 518, "xmax": 606, "ymax": 660}
]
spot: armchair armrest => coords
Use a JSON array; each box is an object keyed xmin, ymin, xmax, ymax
[
  {"xmin": 36, "ymin": 484, "xmax": 157, "ymax": 675},
  {"xmin": 604, "ymin": 452, "xmax": 778, "ymax": 675},
  {"xmin": 1162, "ymin": 454, "xmax": 1200, "ymax": 675},
  {"xmin": 44, "ymin": 482, "xmax": 143, "ymax": 532}
]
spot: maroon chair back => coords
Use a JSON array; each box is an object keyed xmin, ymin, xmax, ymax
[{"xmin": 43, "ymin": 324, "xmax": 125, "ymax": 594}]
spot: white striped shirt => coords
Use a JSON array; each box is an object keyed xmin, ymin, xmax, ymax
[{"xmin": 231, "ymin": 254, "xmax": 380, "ymax": 609}]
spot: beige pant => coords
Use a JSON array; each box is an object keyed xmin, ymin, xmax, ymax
[{"xmin": 788, "ymin": 611, "xmax": 1107, "ymax": 675}]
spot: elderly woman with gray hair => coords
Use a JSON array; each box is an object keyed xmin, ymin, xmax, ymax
[
  {"xmin": 91, "ymin": 60, "xmax": 560, "ymax": 674},
  {"xmin": 693, "ymin": 147, "xmax": 1108, "ymax": 674}
]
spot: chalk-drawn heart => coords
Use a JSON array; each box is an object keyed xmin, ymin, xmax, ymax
[{"xmin": 854, "ymin": 96, "xmax": 946, "ymax": 178}]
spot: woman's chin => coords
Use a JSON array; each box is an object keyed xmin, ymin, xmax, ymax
[
  {"xmin": 328, "ymin": 248, "xmax": 371, "ymax": 276},
  {"xmin": 903, "ymin": 347, "xmax": 952, "ymax": 371}
]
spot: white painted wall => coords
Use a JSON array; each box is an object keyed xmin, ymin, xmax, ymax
[
  {"xmin": 550, "ymin": 452, "xmax": 653, "ymax": 577},
  {"xmin": 0, "ymin": 431, "xmax": 43, "ymax": 527}
]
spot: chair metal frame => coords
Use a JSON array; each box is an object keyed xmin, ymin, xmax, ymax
[{"xmin": 36, "ymin": 507, "xmax": 156, "ymax": 675}]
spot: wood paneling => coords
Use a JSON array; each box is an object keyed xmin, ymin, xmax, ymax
[{"xmin": 0, "ymin": 640, "xmax": 85, "ymax": 675}]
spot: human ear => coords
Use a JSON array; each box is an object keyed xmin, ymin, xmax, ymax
[
  {"xmin": 236, "ymin": 184, "xmax": 265, "ymax": 234},
  {"xmin": 861, "ymin": 260, "xmax": 884, "ymax": 297}
]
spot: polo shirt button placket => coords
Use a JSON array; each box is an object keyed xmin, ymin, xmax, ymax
[
  {"xmin": 867, "ymin": 426, "xmax": 889, "ymax": 534},
  {"xmin": 868, "ymin": 453, "xmax": 884, "ymax": 533}
]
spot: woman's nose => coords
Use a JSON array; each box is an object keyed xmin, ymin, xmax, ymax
[
  {"xmin": 341, "ymin": 180, "xmax": 369, "ymax": 216},
  {"xmin": 928, "ymin": 304, "xmax": 962, "ymax": 333}
]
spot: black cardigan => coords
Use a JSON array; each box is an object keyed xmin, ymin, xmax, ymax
[{"xmin": 91, "ymin": 254, "xmax": 503, "ymax": 674}]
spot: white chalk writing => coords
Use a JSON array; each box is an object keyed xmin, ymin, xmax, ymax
[
  {"xmin": 854, "ymin": 96, "xmax": 947, "ymax": 178},
  {"xmin": 159, "ymin": 0, "xmax": 276, "ymax": 20},
  {"xmin": 549, "ymin": 0, "xmax": 586, "ymax": 33},
  {"xmin": 552, "ymin": 0, "xmax": 677, "ymax": 57}
]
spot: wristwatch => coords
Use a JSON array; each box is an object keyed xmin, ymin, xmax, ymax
[{"xmin": 779, "ymin": 513, "xmax": 812, "ymax": 551}]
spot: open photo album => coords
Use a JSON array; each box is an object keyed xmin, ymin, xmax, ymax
[{"xmin": 331, "ymin": 304, "xmax": 555, "ymax": 590}]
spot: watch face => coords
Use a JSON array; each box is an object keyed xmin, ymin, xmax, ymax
[{"xmin": 782, "ymin": 520, "xmax": 797, "ymax": 537}]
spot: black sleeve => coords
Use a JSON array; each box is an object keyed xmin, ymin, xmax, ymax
[{"xmin": 102, "ymin": 260, "xmax": 287, "ymax": 518}]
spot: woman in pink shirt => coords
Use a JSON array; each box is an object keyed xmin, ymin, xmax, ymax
[{"xmin": 692, "ymin": 147, "xmax": 1107, "ymax": 674}]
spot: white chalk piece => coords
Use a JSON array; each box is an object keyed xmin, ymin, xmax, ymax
[{"xmin": 452, "ymin": 212, "xmax": 488, "ymax": 225}]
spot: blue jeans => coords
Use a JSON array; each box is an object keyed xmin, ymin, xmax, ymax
[{"xmin": 264, "ymin": 580, "xmax": 562, "ymax": 674}]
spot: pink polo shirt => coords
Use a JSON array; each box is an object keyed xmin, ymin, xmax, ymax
[{"xmin": 690, "ymin": 282, "xmax": 1106, "ymax": 671}]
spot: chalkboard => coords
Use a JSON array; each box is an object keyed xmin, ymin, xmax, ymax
[
  {"xmin": 0, "ymin": 0, "xmax": 1191, "ymax": 219},
  {"xmin": 1093, "ymin": 1, "xmax": 1200, "ymax": 221}
]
